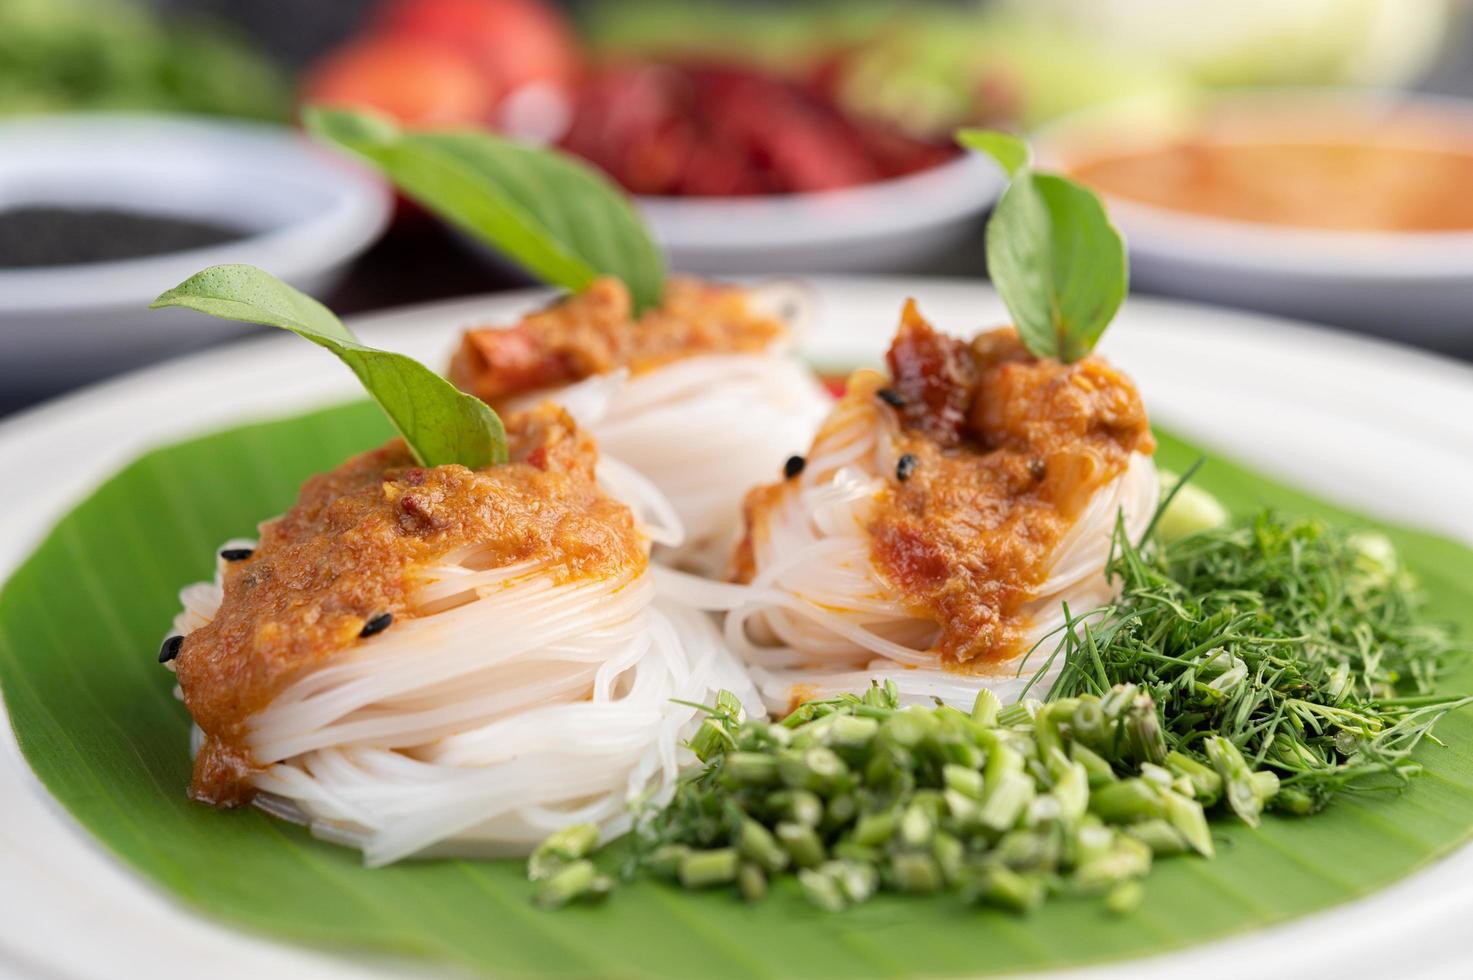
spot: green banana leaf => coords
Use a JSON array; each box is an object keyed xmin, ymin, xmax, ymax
[{"xmin": 2, "ymin": 399, "xmax": 1470, "ymax": 978}]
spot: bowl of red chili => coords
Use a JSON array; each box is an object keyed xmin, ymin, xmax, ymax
[{"xmin": 552, "ymin": 61, "xmax": 1005, "ymax": 273}]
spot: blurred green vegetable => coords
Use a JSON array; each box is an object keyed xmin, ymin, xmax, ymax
[
  {"xmin": 1001, "ymin": 0, "xmax": 1451, "ymax": 89},
  {"xmin": 834, "ymin": 11, "xmax": 1185, "ymax": 135},
  {"xmin": 0, "ymin": 0, "xmax": 288, "ymax": 120},
  {"xmin": 586, "ymin": 0, "xmax": 1449, "ymax": 140},
  {"xmin": 580, "ymin": 2, "xmax": 1185, "ymax": 135},
  {"xmin": 581, "ymin": 1, "xmax": 897, "ymax": 72}
]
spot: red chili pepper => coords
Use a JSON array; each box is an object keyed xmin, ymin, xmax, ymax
[{"xmin": 559, "ymin": 60, "xmax": 957, "ymax": 197}]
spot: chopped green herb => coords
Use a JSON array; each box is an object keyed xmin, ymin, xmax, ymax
[{"xmin": 1045, "ymin": 504, "xmax": 1470, "ymax": 813}]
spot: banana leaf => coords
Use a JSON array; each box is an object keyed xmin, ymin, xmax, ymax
[{"xmin": 2, "ymin": 400, "xmax": 1469, "ymax": 978}]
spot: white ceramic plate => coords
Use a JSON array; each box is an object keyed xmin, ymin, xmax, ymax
[
  {"xmin": 1, "ymin": 278, "xmax": 1472, "ymax": 980},
  {"xmin": 0, "ymin": 113, "xmax": 392, "ymax": 395},
  {"xmin": 1033, "ymin": 90, "xmax": 1473, "ymax": 349},
  {"xmin": 633, "ymin": 154, "xmax": 1003, "ymax": 274}
]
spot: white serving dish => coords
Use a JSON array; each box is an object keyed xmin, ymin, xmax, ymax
[
  {"xmin": 2, "ymin": 279, "xmax": 1473, "ymax": 979},
  {"xmin": 633, "ymin": 153, "xmax": 1004, "ymax": 274},
  {"xmin": 1033, "ymin": 90, "xmax": 1473, "ymax": 351},
  {"xmin": 0, "ymin": 114, "xmax": 392, "ymax": 395}
]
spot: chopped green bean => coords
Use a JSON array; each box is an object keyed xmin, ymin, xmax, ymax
[
  {"xmin": 776, "ymin": 822, "xmax": 826, "ymax": 869},
  {"xmin": 972, "ymin": 688, "xmax": 1001, "ymax": 726},
  {"xmin": 966, "ymin": 864, "xmax": 1046, "ymax": 914},
  {"xmin": 1124, "ymin": 819, "xmax": 1189, "ymax": 856},
  {"xmin": 738, "ymin": 862, "xmax": 767, "ymax": 902},
  {"xmin": 679, "ymin": 849, "xmax": 739, "ymax": 889},
  {"xmin": 943, "ymin": 763, "xmax": 985, "ymax": 800},
  {"xmin": 737, "ymin": 818, "xmax": 790, "ymax": 873},
  {"xmin": 769, "ymin": 789, "xmax": 824, "ymax": 828},
  {"xmin": 799, "ymin": 868, "xmax": 847, "ymax": 912},
  {"xmin": 891, "ymin": 852, "xmax": 943, "ymax": 893},
  {"xmin": 826, "ymin": 860, "xmax": 879, "ymax": 904},
  {"xmin": 852, "ymin": 811, "xmax": 897, "ymax": 847},
  {"xmin": 533, "ymin": 859, "xmax": 599, "ymax": 909},
  {"xmin": 528, "ymin": 823, "xmax": 599, "ymax": 881},
  {"xmin": 556, "ymin": 505, "xmax": 1466, "ymax": 918},
  {"xmin": 724, "ymin": 751, "xmax": 780, "ymax": 788},
  {"xmin": 1105, "ymin": 879, "xmax": 1145, "ymax": 915}
]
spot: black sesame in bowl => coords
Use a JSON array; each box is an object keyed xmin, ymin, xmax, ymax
[{"xmin": 0, "ymin": 206, "xmax": 247, "ymax": 268}]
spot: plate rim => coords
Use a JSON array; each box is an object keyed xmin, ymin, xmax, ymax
[{"xmin": 632, "ymin": 155, "xmax": 1004, "ymax": 249}]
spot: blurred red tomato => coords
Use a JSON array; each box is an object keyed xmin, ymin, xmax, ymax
[
  {"xmin": 301, "ymin": 36, "xmax": 494, "ymax": 126},
  {"xmin": 376, "ymin": 0, "xmax": 580, "ymax": 98}
]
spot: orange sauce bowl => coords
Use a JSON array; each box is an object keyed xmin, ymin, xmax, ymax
[{"xmin": 1032, "ymin": 90, "xmax": 1473, "ymax": 350}]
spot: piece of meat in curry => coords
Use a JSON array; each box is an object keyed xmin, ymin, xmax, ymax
[{"xmin": 448, "ymin": 277, "xmax": 784, "ymax": 407}]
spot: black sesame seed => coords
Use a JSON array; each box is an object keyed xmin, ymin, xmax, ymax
[
  {"xmin": 783, "ymin": 455, "xmax": 806, "ymax": 480},
  {"xmin": 877, "ymin": 387, "xmax": 906, "ymax": 409},
  {"xmin": 1028, "ymin": 457, "xmax": 1047, "ymax": 481},
  {"xmin": 219, "ymin": 547, "xmax": 254, "ymax": 562},
  {"xmin": 360, "ymin": 612, "xmax": 394, "ymax": 638},
  {"xmin": 158, "ymin": 635, "xmax": 184, "ymax": 664},
  {"xmin": 895, "ymin": 454, "xmax": 918, "ymax": 482}
]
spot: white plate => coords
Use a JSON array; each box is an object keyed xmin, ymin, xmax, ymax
[
  {"xmin": 0, "ymin": 113, "xmax": 392, "ymax": 395},
  {"xmin": 633, "ymin": 154, "xmax": 1003, "ymax": 274},
  {"xmin": 1033, "ymin": 90, "xmax": 1473, "ymax": 349},
  {"xmin": 1, "ymin": 278, "xmax": 1472, "ymax": 980}
]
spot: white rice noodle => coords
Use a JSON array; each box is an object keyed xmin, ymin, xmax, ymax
[
  {"xmin": 708, "ymin": 393, "xmax": 1159, "ymax": 714},
  {"xmin": 171, "ymin": 548, "xmax": 759, "ymax": 868},
  {"xmin": 503, "ymin": 282, "xmax": 831, "ymax": 576}
]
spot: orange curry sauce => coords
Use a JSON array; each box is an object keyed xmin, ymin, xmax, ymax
[
  {"xmin": 173, "ymin": 404, "xmax": 644, "ymax": 806},
  {"xmin": 738, "ymin": 303, "xmax": 1154, "ymax": 669},
  {"xmin": 448, "ymin": 276, "xmax": 784, "ymax": 406},
  {"xmin": 1067, "ymin": 111, "xmax": 1473, "ymax": 232}
]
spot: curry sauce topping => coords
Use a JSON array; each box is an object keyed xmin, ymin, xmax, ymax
[
  {"xmin": 737, "ymin": 303, "xmax": 1154, "ymax": 669},
  {"xmin": 449, "ymin": 276, "xmax": 784, "ymax": 405},
  {"xmin": 174, "ymin": 403, "xmax": 644, "ymax": 806}
]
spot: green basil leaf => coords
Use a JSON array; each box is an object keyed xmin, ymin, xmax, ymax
[
  {"xmin": 956, "ymin": 128, "xmax": 1030, "ymax": 177},
  {"xmin": 305, "ymin": 106, "xmax": 666, "ymax": 316},
  {"xmin": 151, "ymin": 264, "xmax": 507, "ymax": 468},
  {"xmin": 959, "ymin": 128, "xmax": 1127, "ymax": 362}
]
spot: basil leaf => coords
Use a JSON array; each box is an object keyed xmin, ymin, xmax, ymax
[
  {"xmin": 959, "ymin": 128, "xmax": 1127, "ymax": 362},
  {"xmin": 305, "ymin": 106, "xmax": 666, "ymax": 316},
  {"xmin": 151, "ymin": 264, "xmax": 507, "ymax": 469},
  {"xmin": 956, "ymin": 129, "xmax": 1030, "ymax": 177}
]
